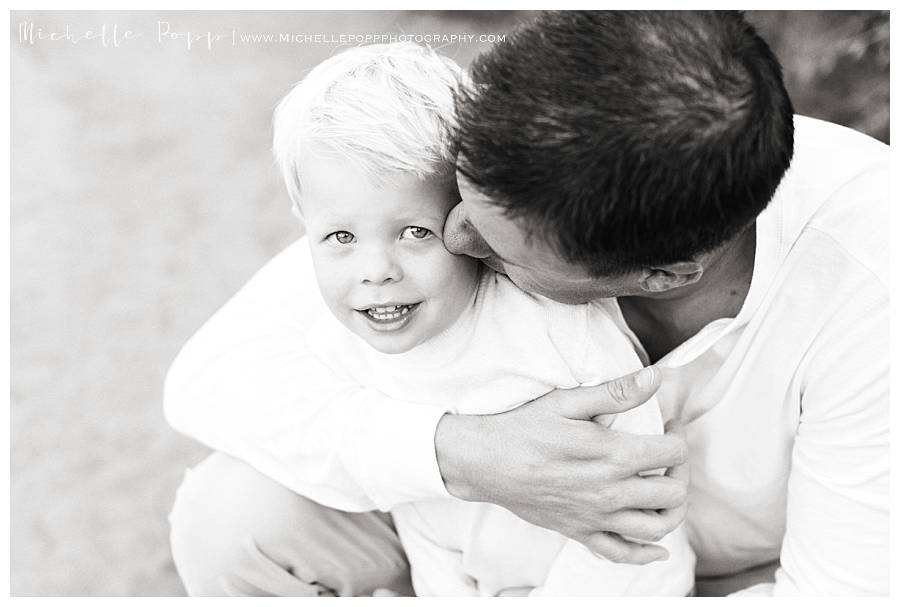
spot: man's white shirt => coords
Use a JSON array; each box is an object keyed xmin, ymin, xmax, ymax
[{"xmin": 164, "ymin": 116, "xmax": 889, "ymax": 595}]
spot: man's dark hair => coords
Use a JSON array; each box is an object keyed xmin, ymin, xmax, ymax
[{"xmin": 455, "ymin": 10, "xmax": 795, "ymax": 275}]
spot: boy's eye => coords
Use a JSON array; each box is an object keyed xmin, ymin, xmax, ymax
[
  {"xmin": 326, "ymin": 231, "xmax": 356, "ymax": 245},
  {"xmin": 401, "ymin": 226, "xmax": 432, "ymax": 240}
]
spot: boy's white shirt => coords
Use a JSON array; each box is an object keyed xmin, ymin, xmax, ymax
[
  {"xmin": 304, "ymin": 269, "xmax": 694, "ymax": 596},
  {"xmin": 164, "ymin": 116, "xmax": 889, "ymax": 595}
]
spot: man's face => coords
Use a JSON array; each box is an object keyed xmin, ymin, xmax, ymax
[{"xmin": 444, "ymin": 171, "xmax": 639, "ymax": 304}]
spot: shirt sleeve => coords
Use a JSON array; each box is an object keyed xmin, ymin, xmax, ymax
[
  {"xmin": 163, "ymin": 238, "xmax": 452, "ymax": 512},
  {"xmin": 550, "ymin": 301, "xmax": 664, "ymax": 435},
  {"xmin": 734, "ymin": 278, "xmax": 889, "ymax": 596}
]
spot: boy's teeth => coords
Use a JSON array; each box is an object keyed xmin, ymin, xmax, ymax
[{"xmin": 366, "ymin": 304, "xmax": 414, "ymax": 320}]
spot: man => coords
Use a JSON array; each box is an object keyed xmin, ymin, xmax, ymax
[{"xmin": 165, "ymin": 11, "xmax": 888, "ymax": 596}]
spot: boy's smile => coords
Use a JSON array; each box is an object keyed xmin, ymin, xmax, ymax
[{"xmin": 356, "ymin": 302, "xmax": 421, "ymax": 331}]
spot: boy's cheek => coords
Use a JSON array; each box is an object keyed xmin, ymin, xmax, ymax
[
  {"xmin": 311, "ymin": 267, "xmax": 350, "ymax": 316},
  {"xmin": 444, "ymin": 252, "xmax": 481, "ymax": 289}
]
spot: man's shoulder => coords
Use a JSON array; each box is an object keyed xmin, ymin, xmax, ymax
[
  {"xmin": 792, "ymin": 115, "xmax": 887, "ymax": 164},
  {"xmin": 787, "ymin": 116, "xmax": 887, "ymax": 205},
  {"xmin": 781, "ymin": 117, "xmax": 888, "ymax": 289}
]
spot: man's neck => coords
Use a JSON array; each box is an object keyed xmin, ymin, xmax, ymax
[{"xmin": 619, "ymin": 225, "xmax": 757, "ymax": 363}]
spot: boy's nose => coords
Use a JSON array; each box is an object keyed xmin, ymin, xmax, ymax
[
  {"xmin": 443, "ymin": 202, "xmax": 493, "ymax": 259},
  {"xmin": 361, "ymin": 248, "xmax": 403, "ymax": 285}
]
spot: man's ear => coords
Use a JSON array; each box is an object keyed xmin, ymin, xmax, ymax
[{"xmin": 638, "ymin": 261, "xmax": 704, "ymax": 293}]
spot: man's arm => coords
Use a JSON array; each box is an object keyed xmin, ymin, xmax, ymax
[
  {"xmin": 733, "ymin": 284, "xmax": 889, "ymax": 596},
  {"xmin": 165, "ymin": 240, "xmax": 688, "ymax": 560}
]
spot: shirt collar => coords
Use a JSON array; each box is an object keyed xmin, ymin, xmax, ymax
[{"xmin": 606, "ymin": 175, "xmax": 793, "ymax": 370}]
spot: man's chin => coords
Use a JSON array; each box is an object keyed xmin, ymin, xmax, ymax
[
  {"xmin": 518, "ymin": 280, "xmax": 601, "ymax": 305},
  {"xmin": 480, "ymin": 258, "xmax": 601, "ymax": 304},
  {"xmin": 542, "ymin": 290, "xmax": 596, "ymax": 305}
]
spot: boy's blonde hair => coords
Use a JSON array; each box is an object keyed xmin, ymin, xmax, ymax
[{"xmin": 273, "ymin": 42, "xmax": 463, "ymax": 215}]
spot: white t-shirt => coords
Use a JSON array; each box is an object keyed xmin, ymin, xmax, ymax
[
  {"xmin": 164, "ymin": 116, "xmax": 889, "ymax": 595},
  {"xmin": 305, "ymin": 270, "xmax": 694, "ymax": 596}
]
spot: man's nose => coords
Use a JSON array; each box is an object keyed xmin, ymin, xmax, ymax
[
  {"xmin": 443, "ymin": 203, "xmax": 492, "ymax": 258},
  {"xmin": 361, "ymin": 247, "xmax": 402, "ymax": 285}
]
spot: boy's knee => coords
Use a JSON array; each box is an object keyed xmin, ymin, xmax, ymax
[
  {"xmin": 169, "ymin": 452, "xmax": 411, "ymax": 597},
  {"xmin": 168, "ymin": 452, "xmax": 323, "ymax": 596}
]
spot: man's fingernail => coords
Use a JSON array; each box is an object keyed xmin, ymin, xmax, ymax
[{"xmin": 636, "ymin": 366, "xmax": 656, "ymax": 389}]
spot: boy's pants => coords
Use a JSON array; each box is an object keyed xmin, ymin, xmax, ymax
[
  {"xmin": 168, "ymin": 452, "xmax": 775, "ymax": 596},
  {"xmin": 168, "ymin": 452, "xmax": 414, "ymax": 596}
]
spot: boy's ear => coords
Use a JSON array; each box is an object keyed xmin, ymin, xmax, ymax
[{"xmin": 638, "ymin": 261, "xmax": 704, "ymax": 293}]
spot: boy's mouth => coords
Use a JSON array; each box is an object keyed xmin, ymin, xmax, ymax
[{"xmin": 356, "ymin": 303, "xmax": 421, "ymax": 328}]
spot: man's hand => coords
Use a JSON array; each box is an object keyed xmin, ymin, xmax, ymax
[{"xmin": 434, "ymin": 365, "xmax": 688, "ymax": 565}]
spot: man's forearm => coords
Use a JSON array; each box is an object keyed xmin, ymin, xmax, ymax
[{"xmin": 433, "ymin": 413, "xmax": 491, "ymax": 502}]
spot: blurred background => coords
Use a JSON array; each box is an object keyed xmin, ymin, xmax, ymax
[{"xmin": 9, "ymin": 10, "xmax": 889, "ymax": 596}]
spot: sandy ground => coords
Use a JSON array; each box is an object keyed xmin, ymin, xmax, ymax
[{"xmin": 9, "ymin": 10, "xmax": 887, "ymax": 596}]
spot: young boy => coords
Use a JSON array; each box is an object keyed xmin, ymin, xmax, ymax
[{"xmin": 271, "ymin": 42, "xmax": 693, "ymax": 596}]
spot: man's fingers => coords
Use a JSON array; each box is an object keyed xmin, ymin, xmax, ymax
[
  {"xmin": 555, "ymin": 366, "xmax": 661, "ymax": 420},
  {"xmin": 601, "ymin": 509, "xmax": 684, "ymax": 543},
  {"xmin": 609, "ymin": 430, "xmax": 688, "ymax": 475},
  {"xmin": 584, "ymin": 531, "xmax": 669, "ymax": 565},
  {"xmin": 652, "ymin": 459, "xmax": 690, "ymax": 536},
  {"xmin": 615, "ymin": 474, "xmax": 688, "ymax": 511},
  {"xmin": 664, "ymin": 456, "xmax": 689, "ymax": 483},
  {"xmin": 664, "ymin": 416, "xmax": 685, "ymax": 437}
]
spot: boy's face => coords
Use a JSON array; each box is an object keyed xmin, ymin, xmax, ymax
[{"xmin": 300, "ymin": 153, "xmax": 481, "ymax": 354}]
